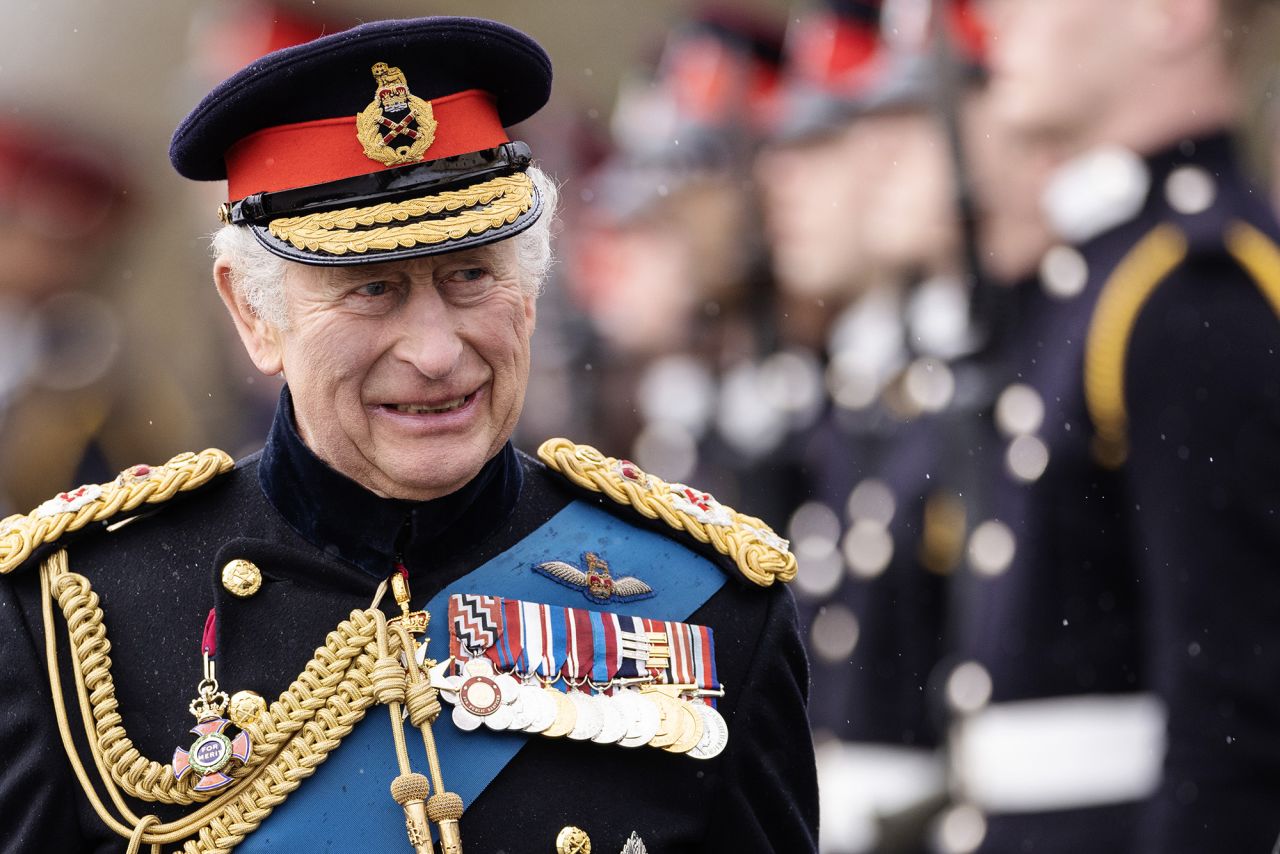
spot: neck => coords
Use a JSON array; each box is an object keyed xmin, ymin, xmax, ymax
[
  {"xmin": 259, "ymin": 387, "xmax": 523, "ymax": 577},
  {"xmin": 1067, "ymin": 53, "xmax": 1239, "ymax": 158}
]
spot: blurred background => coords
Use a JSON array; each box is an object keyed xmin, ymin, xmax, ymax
[
  {"xmin": 0, "ymin": 0, "xmax": 805, "ymax": 502},
  {"xmin": 4, "ymin": 1, "xmax": 1280, "ymax": 852}
]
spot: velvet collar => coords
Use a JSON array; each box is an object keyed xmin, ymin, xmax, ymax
[
  {"xmin": 1144, "ymin": 130, "xmax": 1239, "ymax": 197},
  {"xmin": 258, "ymin": 387, "xmax": 523, "ymax": 578}
]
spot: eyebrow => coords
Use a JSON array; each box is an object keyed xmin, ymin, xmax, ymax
[
  {"xmin": 319, "ymin": 245, "xmax": 510, "ymax": 286},
  {"xmin": 323, "ymin": 264, "xmax": 404, "ymax": 286}
]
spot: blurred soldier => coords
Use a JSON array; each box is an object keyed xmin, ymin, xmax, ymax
[
  {"xmin": 566, "ymin": 11, "xmax": 812, "ymax": 523},
  {"xmin": 757, "ymin": 1, "xmax": 1012, "ymax": 851},
  {"xmin": 0, "ymin": 120, "xmax": 144, "ymax": 515},
  {"xmin": 939, "ymin": 1, "xmax": 1280, "ymax": 851}
]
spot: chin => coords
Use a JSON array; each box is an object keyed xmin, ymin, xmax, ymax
[
  {"xmin": 383, "ymin": 466, "xmax": 478, "ymax": 500},
  {"xmin": 379, "ymin": 443, "xmax": 495, "ymax": 500}
]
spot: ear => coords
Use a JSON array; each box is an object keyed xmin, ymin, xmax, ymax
[
  {"xmin": 524, "ymin": 292, "xmax": 537, "ymax": 333},
  {"xmin": 1135, "ymin": 0, "xmax": 1218, "ymax": 54},
  {"xmin": 213, "ymin": 257, "xmax": 285, "ymax": 376}
]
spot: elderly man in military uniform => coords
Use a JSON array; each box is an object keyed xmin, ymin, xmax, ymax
[
  {"xmin": 936, "ymin": 1, "xmax": 1280, "ymax": 852},
  {"xmin": 0, "ymin": 17, "xmax": 818, "ymax": 854}
]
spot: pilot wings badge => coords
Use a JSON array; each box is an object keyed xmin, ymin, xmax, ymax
[
  {"xmin": 534, "ymin": 552, "xmax": 655, "ymax": 604},
  {"xmin": 355, "ymin": 61, "xmax": 437, "ymax": 166}
]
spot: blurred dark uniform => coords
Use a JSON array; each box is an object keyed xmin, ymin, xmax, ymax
[
  {"xmin": 945, "ymin": 133, "xmax": 1280, "ymax": 852},
  {"xmin": 572, "ymin": 11, "xmax": 814, "ymax": 527},
  {"xmin": 0, "ymin": 17, "xmax": 818, "ymax": 854},
  {"xmin": 761, "ymin": 1, "xmax": 989, "ymax": 850}
]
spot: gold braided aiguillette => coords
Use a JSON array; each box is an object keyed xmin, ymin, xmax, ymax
[{"xmin": 39, "ymin": 547, "xmax": 450, "ymax": 853}]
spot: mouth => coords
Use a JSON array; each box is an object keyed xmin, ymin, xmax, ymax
[
  {"xmin": 384, "ymin": 394, "xmax": 473, "ymax": 415},
  {"xmin": 378, "ymin": 386, "xmax": 483, "ymax": 419}
]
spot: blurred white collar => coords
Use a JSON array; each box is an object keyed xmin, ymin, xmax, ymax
[{"xmin": 1041, "ymin": 145, "xmax": 1150, "ymax": 244}]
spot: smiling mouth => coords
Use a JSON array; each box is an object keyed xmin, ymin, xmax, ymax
[{"xmin": 382, "ymin": 390, "xmax": 477, "ymax": 415}]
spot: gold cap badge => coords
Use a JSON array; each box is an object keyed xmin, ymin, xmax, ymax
[{"xmin": 356, "ymin": 62, "xmax": 438, "ymax": 166}]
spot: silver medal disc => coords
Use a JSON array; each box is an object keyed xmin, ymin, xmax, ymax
[
  {"xmin": 688, "ymin": 703, "xmax": 730, "ymax": 760},
  {"xmin": 483, "ymin": 702, "xmax": 515, "ymax": 731},
  {"xmin": 505, "ymin": 686, "xmax": 534, "ymax": 731},
  {"xmin": 522, "ymin": 685, "xmax": 558, "ymax": 734},
  {"xmin": 610, "ymin": 690, "xmax": 644, "ymax": 748},
  {"xmin": 617, "ymin": 690, "xmax": 661, "ymax": 748},
  {"xmin": 451, "ymin": 703, "xmax": 483, "ymax": 732},
  {"xmin": 590, "ymin": 693, "xmax": 628, "ymax": 745},
  {"xmin": 566, "ymin": 691, "xmax": 603, "ymax": 741}
]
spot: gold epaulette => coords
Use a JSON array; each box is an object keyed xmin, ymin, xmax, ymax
[
  {"xmin": 537, "ymin": 438, "xmax": 796, "ymax": 587},
  {"xmin": 0, "ymin": 448, "xmax": 235, "ymax": 574}
]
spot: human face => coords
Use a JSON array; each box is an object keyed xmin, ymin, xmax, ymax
[
  {"xmin": 756, "ymin": 116, "xmax": 908, "ymax": 300},
  {"xmin": 262, "ymin": 240, "xmax": 534, "ymax": 501},
  {"xmin": 862, "ymin": 111, "xmax": 957, "ymax": 277},
  {"xmin": 574, "ymin": 219, "xmax": 698, "ymax": 356},
  {"xmin": 982, "ymin": 0, "xmax": 1140, "ymax": 143},
  {"xmin": 757, "ymin": 128, "xmax": 867, "ymax": 300}
]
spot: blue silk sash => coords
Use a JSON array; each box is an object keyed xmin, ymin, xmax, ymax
[{"xmin": 240, "ymin": 499, "xmax": 728, "ymax": 851}]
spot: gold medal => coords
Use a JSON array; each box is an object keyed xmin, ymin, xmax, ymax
[
  {"xmin": 663, "ymin": 698, "xmax": 704, "ymax": 754},
  {"xmin": 643, "ymin": 688, "xmax": 683, "ymax": 749},
  {"xmin": 542, "ymin": 688, "xmax": 578, "ymax": 739}
]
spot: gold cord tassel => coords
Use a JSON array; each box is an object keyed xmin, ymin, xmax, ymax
[
  {"xmin": 381, "ymin": 571, "xmax": 465, "ymax": 853},
  {"xmin": 390, "ymin": 773, "xmax": 433, "ymax": 853}
]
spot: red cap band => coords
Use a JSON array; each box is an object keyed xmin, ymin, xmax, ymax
[
  {"xmin": 224, "ymin": 88, "xmax": 509, "ymax": 199},
  {"xmin": 791, "ymin": 13, "xmax": 880, "ymax": 89}
]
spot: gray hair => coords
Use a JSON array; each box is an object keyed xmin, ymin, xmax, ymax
[{"xmin": 212, "ymin": 164, "xmax": 559, "ymax": 328}]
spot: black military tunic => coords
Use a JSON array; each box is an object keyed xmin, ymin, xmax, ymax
[
  {"xmin": 950, "ymin": 133, "xmax": 1280, "ymax": 853},
  {"xmin": 0, "ymin": 390, "xmax": 819, "ymax": 853},
  {"xmin": 801, "ymin": 407, "xmax": 948, "ymax": 753}
]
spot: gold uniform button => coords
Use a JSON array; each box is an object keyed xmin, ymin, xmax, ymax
[
  {"xmin": 556, "ymin": 826, "xmax": 591, "ymax": 854},
  {"xmin": 221, "ymin": 559, "xmax": 262, "ymax": 598},
  {"xmin": 228, "ymin": 690, "xmax": 266, "ymax": 728}
]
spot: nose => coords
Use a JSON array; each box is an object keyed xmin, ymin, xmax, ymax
[{"xmin": 393, "ymin": 284, "xmax": 464, "ymax": 379}]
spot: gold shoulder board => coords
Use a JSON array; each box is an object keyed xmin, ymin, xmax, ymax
[
  {"xmin": 537, "ymin": 438, "xmax": 796, "ymax": 587},
  {"xmin": 0, "ymin": 449, "xmax": 235, "ymax": 574}
]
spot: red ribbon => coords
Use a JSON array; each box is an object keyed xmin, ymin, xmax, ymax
[
  {"xmin": 201, "ymin": 608, "xmax": 217, "ymax": 657},
  {"xmin": 562, "ymin": 607, "xmax": 595, "ymax": 682}
]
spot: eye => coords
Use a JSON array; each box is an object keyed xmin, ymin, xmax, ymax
[
  {"xmin": 354, "ymin": 280, "xmax": 390, "ymax": 297},
  {"xmin": 449, "ymin": 268, "xmax": 487, "ymax": 283}
]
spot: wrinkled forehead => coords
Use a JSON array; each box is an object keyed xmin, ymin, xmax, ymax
[{"xmin": 982, "ymin": 0, "xmax": 1115, "ymax": 34}]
